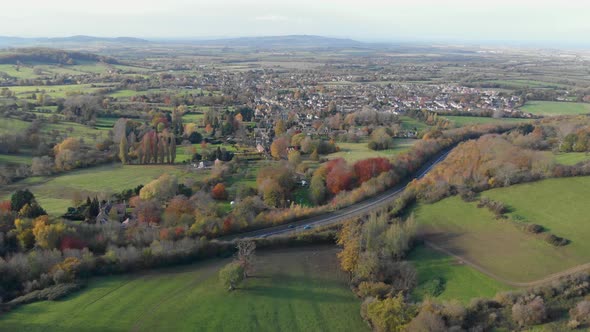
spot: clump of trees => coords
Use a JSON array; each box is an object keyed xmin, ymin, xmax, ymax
[{"xmin": 219, "ymin": 240, "xmax": 256, "ymax": 291}]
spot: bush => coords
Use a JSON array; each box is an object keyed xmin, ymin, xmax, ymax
[
  {"xmin": 421, "ymin": 277, "xmax": 446, "ymax": 297},
  {"xmin": 357, "ymin": 281, "xmax": 392, "ymax": 299},
  {"xmin": 4, "ymin": 283, "xmax": 83, "ymax": 309},
  {"xmin": 361, "ymin": 294, "xmax": 416, "ymax": 332},
  {"xmin": 569, "ymin": 300, "xmax": 590, "ymax": 324},
  {"xmin": 524, "ymin": 223, "xmax": 544, "ymax": 234},
  {"xmin": 511, "ymin": 296, "xmax": 546, "ymax": 327},
  {"xmin": 544, "ymin": 233, "xmax": 570, "ymax": 246}
]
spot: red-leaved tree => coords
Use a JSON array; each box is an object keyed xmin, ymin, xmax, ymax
[{"xmin": 353, "ymin": 158, "xmax": 393, "ymax": 184}]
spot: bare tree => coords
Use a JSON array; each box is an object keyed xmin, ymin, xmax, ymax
[{"xmin": 236, "ymin": 240, "xmax": 256, "ymax": 278}]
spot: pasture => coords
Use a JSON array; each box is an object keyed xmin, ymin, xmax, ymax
[
  {"xmin": 409, "ymin": 245, "xmax": 511, "ymax": 304},
  {"xmin": 414, "ymin": 176, "xmax": 590, "ymax": 282},
  {"xmin": 519, "ymin": 101, "xmax": 590, "ymax": 116},
  {"xmin": 0, "ymin": 246, "xmax": 367, "ymax": 332},
  {"xmin": 553, "ymin": 152, "xmax": 590, "ymax": 165},
  {"xmin": 444, "ymin": 116, "xmax": 531, "ymax": 126},
  {"xmin": 0, "ymin": 164, "xmax": 193, "ymax": 216},
  {"xmin": 329, "ymin": 139, "xmax": 417, "ymax": 163}
]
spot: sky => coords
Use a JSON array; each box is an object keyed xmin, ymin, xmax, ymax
[{"xmin": 1, "ymin": 0, "xmax": 589, "ymax": 46}]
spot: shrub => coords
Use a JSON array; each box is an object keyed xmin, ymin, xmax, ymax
[
  {"xmin": 544, "ymin": 233, "xmax": 570, "ymax": 247},
  {"xmin": 524, "ymin": 223, "xmax": 544, "ymax": 234},
  {"xmin": 511, "ymin": 296, "xmax": 546, "ymax": 327},
  {"xmin": 361, "ymin": 294, "xmax": 416, "ymax": 332},
  {"xmin": 421, "ymin": 277, "xmax": 446, "ymax": 297},
  {"xmin": 357, "ymin": 281, "xmax": 392, "ymax": 299},
  {"xmin": 569, "ymin": 300, "xmax": 590, "ymax": 324}
]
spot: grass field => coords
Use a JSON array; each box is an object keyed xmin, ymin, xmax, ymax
[
  {"xmin": 329, "ymin": 139, "xmax": 417, "ymax": 163},
  {"xmin": 0, "ymin": 153, "xmax": 33, "ymax": 165},
  {"xmin": 519, "ymin": 101, "xmax": 590, "ymax": 116},
  {"xmin": 0, "ymin": 246, "xmax": 368, "ymax": 332},
  {"xmin": 5, "ymin": 84, "xmax": 112, "ymax": 99},
  {"xmin": 554, "ymin": 152, "xmax": 590, "ymax": 165},
  {"xmin": 414, "ymin": 176, "xmax": 590, "ymax": 282},
  {"xmin": 0, "ymin": 118, "xmax": 30, "ymax": 134},
  {"xmin": 400, "ymin": 116, "xmax": 430, "ymax": 131},
  {"xmin": 0, "ymin": 164, "xmax": 193, "ymax": 216},
  {"xmin": 409, "ymin": 245, "xmax": 511, "ymax": 304},
  {"xmin": 444, "ymin": 116, "xmax": 531, "ymax": 126}
]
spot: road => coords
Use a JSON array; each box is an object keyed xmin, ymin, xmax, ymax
[{"xmin": 227, "ymin": 148, "xmax": 452, "ymax": 240}]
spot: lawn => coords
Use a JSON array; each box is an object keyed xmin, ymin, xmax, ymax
[
  {"xmin": 519, "ymin": 101, "xmax": 590, "ymax": 116},
  {"xmin": 554, "ymin": 152, "xmax": 590, "ymax": 165},
  {"xmin": 409, "ymin": 245, "xmax": 511, "ymax": 304},
  {"xmin": 414, "ymin": 176, "xmax": 590, "ymax": 282},
  {"xmin": 444, "ymin": 116, "xmax": 531, "ymax": 126},
  {"xmin": 329, "ymin": 139, "xmax": 417, "ymax": 163},
  {"xmin": 0, "ymin": 246, "xmax": 368, "ymax": 332},
  {"xmin": 0, "ymin": 164, "xmax": 194, "ymax": 216},
  {"xmin": 0, "ymin": 153, "xmax": 33, "ymax": 165}
]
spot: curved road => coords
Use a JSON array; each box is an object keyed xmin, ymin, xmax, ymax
[{"xmin": 227, "ymin": 149, "xmax": 452, "ymax": 240}]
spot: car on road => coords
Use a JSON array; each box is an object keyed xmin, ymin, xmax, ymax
[
  {"xmin": 303, "ymin": 225, "xmax": 313, "ymax": 230},
  {"xmin": 288, "ymin": 224, "xmax": 295, "ymax": 229}
]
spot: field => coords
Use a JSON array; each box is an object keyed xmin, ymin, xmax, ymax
[
  {"xmin": 414, "ymin": 176, "xmax": 590, "ymax": 283},
  {"xmin": 329, "ymin": 139, "xmax": 417, "ymax": 163},
  {"xmin": 0, "ymin": 164, "xmax": 194, "ymax": 216},
  {"xmin": 409, "ymin": 245, "xmax": 511, "ymax": 304},
  {"xmin": 444, "ymin": 116, "xmax": 531, "ymax": 126},
  {"xmin": 554, "ymin": 152, "xmax": 590, "ymax": 165},
  {"xmin": 399, "ymin": 116, "xmax": 430, "ymax": 131},
  {"xmin": 519, "ymin": 101, "xmax": 590, "ymax": 116},
  {"xmin": 0, "ymin": 118, "xmax": 30, "ymax": 134},
  {"xmin": 0, "ymin": 246, "xmax": 368, "ymax": 332}
]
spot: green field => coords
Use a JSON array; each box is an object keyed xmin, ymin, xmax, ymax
[
  {"xmin": 0, "ymin": 153, "xmax": 33, "ymax": 165},
  {"xmin": 0, "ymin": 118, "xmax": 30, "ymax": 134},
  {"xmin": 0, "ymin": 164, "xmax": 193, "ymax": 216},
  {"xmin": 0, "ymin": 246, "xmax": 368, "ymax": 332},
  {"xmin": 329, "ymin": 139, "xmax": 417, "ymax": 163},
  {"xmin": 444, "ymin": 116, "xmax": 531, "ymax": 126},
  {"xmin": 554, "ymin": 152, "xmax": 590, "ymax": 165},
  {"xmin": 409, "ymin": 245, "xmax": 511, "ymax": 304},
  {"xmin": 414, "ymin": 176, "xmax": 590, "ymax": 282},
  {"xmin": 400, "ymin": 116, "xmax": 430, "ymax": 131},
  {"xmin": 519, "ymin": 101, "xmax": 590, "ymax": 116},
  {"xmin": 5, "ymin": 84, "xmax": 113, "ymax": 99}
]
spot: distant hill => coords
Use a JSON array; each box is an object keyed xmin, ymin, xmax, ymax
[
  {"xmin": 0, "ymin": 48, "xmax": 119, "ymax": 65},
  {"xmin": 0, "ymin": 35, "xmax": 149, "ymax": 48},
  {"xmin": 180, "ymin": 35, "xmax": 366, "ymax": 48}
]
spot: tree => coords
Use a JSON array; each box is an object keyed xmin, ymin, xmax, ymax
[
  {"xmin": 32, "ymin": 216, "xmax": 66, "ymax": 249},
  {"xmin": 236, "ymin": 240, "xmax": 256, "ymax": 278},
  {"xmin": 270, "ymin": 136, "xmax": 289, "ymax": 160},
  {"xmin": 353, "ymin": 158, "xmax": 392, "ymax": 184},
  {"xmin": 310, "ymin": 168, "xmax": 327, "ymax": 205},
  {"xmin": 274, "ymin": 119, "xmax": 286, "ymax": 137},
  {"xmin": 219, "ymin": 262, "xmax": 244, "ymax": 291},
  {"xmin": 11, "ymin": 189, "xmax": 35, "ymax": 212},
  {"xmin": 211, "ymin": 183, "xmax": 227, "ymax": 200},
  {"xmin": 140, "ymin": 174, "xmax": 178, "ymax": 201},
  {"xmin": 326, "ymin": 159, "xmax": 355, "ymax": 195},
  {"xmin": 288, "ymin": 150, "xmax": 301, "ymax": 167},
  {"xmin": 512, "ymin": 296, "xmax": 546, "ymax": 327},
  {"xmin": 369, "ymin": 127, "xmax": 394, "ymax": 151},
  {"xmin": 337, "ymin": 220, "xmax": 362, "ymax": 276},
  {"xmin": 135, "ymin": 199, "xmax": 163, "ymax": 224},
  {"xmin": 362, "ymin": 294, "xmax": 416, "ymax": 332},
  {"xmin": 119, "ymin": 134, "xmax": 128, "ymax": 164}
]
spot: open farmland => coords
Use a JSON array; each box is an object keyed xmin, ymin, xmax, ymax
[
  {"xmin": 0, "ymin": 164, "xmax": 194, "ymax": 216},
  {"xmin": 519, "ymin": 101, "xmax": 590, "ymax": 116},
  {"xmin": 414, "ymin": 176, "xmax": 590, "ymax": 283},
  {"xmin": 409, "ymin": 245, "xmax": 511, "ymax": 304},
  {"xmin": 0, "ymin": 246, "xmax": 368, "ymax": 332},
  {"xmin": 444, "ymin": 115, "xmax": 532, "ymax": 126},
  {"xmin": 328, "ymin": 139, "xmax": 417, "ymax": 163}
]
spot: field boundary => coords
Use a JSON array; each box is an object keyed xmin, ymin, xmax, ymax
[{"xmin": 424, "ymin": 241, "xmax": 590, "ymax": 288}]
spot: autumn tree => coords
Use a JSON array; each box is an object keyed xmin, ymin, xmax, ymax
[
  {"xmin": 270, "ymin": 136, "xmax": 289, "ymax": 160},
  {"xmin": 368, "ymin": 127, "xmax": 394, "ymax": 151},
  {"xmin": 337, "ymin": 220, "xmax": 362, "ymax": 277},
  {"xmin": 274, "ymin": 119, "xmax": 286, "ymax": 136},
  {"xmin": 353, "ymin": 158, "xmax": 393, "ymax": 184},
  {"xmin": 140, "ymin": 174, "xmax": 178, "ymax": 201},
  {"xmin": 119, "ymin": 134, "xmax": 128, "ymax": 164},
  {"xmin": 135, "ymin": 199, "xmax": 163, "ymax": 224},
  {"xmin": 211, "ymin": 183, "xmax": 227, "ymax": 200},
  {"xmin": 325, "ymin": 158, "xmax": 355, "ymax": 195}
]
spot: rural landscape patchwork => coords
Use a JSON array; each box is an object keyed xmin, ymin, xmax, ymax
[{"xmin": 1, "ymin": 1, "xmax": 590, "ymax": 331}]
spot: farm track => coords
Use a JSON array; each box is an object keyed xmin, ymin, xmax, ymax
[{"xmin": 424, "ymin": 241, "xmax": 590, "ymax": 288}]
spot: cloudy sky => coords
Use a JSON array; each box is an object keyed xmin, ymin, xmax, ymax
[{"xmin": 1, "ymin": 0, "xmax": 588, "ymax": 46}]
